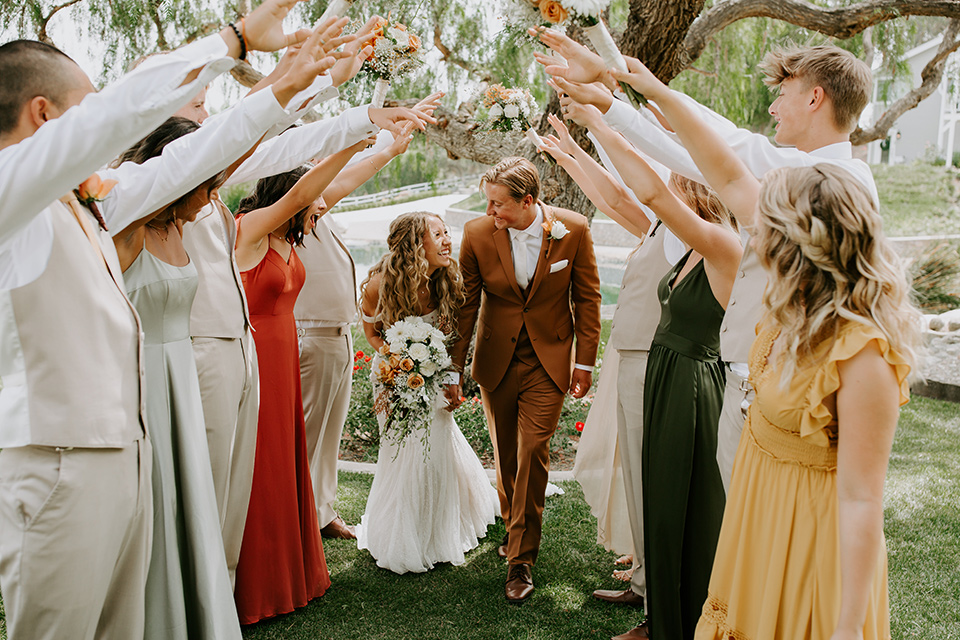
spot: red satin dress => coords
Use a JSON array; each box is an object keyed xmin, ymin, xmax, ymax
[{"xmin": 234, "ymin": 232, "xmax": 329, "ymax": 625}]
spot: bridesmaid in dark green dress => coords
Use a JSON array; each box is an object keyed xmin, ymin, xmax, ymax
[{"xmin": 642, "ymin": 247, "xmax": 727, "ymax": 640}]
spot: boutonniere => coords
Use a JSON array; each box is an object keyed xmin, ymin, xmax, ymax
[
  {"xmin": 76, "ymin": 174, "xmax": 117, "ymax": 205},
  {"xmin": 542, "ymin": 216, "xmax": 569, "ymax": 241}
]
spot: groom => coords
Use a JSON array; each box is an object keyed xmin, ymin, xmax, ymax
[{"xmin": 449, "ymin": 157, "xmax": 601, "ymax": 602}]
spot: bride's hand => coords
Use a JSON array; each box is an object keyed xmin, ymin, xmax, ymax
[{"xmin": 443, "ymin": 383, "xmax": 462, "ymax": 412}]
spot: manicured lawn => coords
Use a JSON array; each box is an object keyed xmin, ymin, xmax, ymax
[{"xmin": 873, "ymin": 164, "xmax": 960, "ymax": 237}]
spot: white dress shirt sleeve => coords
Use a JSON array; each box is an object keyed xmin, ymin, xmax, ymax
[
  {"xmin": 98, "ymin": 87, "xmax": 288, "ymax": 234},
  {"xmin": 225, "ymin": 105, "xmax": 378, "ymax": 186},
  {"xmin": 0, "ymin": 33, "xmax": 235, "ymax": 242},
  {"xmin": 602, "ymin": 93, "xmax": 879, "ymax": 208}
]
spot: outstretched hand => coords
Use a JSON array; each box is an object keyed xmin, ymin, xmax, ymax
[
  {"xmin": 537, "ymin": 134, "xmax": 568, "ymax": 163},
  {"xmin": 551, "ymin": 77, "xmax": 614, "ymax": 114},
  {"xmin": 569, "ymin": 369, "xmax": 592, "ymax": 399},
  {"xmin": 530, "ymin": 27, "xmax": 611, "ymax": 88},
  {"xmin": 243, "ymin": 0, "xmax": 312, "ymax": 53},
  {"xmin": 369, "ymin": 107, "xmax": 437, "ymax": 136},
  {"xmin": 329, "ymin": 15, "xmax": 380, "ymax": 86},
  {"xmin": 271, "ymin": 24, "xmax": 339, "ymax": 107},
  {"xmin": 414, "ymin": 91, "xmax": 445, "ymax": 118},
  {"xmin": 545, "ymin": 114, "xmax": 580, "ymax": 155},
  {"xmin": 388, "ymin": 122, "xmax": 417, "ymax": 156},
  {"xmin": 609, "ymin": 56, "xmax": 668, "ymax": 103}
]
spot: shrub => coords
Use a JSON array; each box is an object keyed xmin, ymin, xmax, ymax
[{"xmin": 910, "ymin": 242, "xmax": 960, "ymax": 313}]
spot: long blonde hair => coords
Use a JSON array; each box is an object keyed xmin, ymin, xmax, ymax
[
  {"xmin": 360, "ymin": 211, "xmax": 465, "ymax": 333},
  {"xmin": 754, "ymin": 164, "xmax": 920, "ymax": 380}
]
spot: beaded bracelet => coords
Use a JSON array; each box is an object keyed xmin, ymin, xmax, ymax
[{"xmin": 227, "ymin": 22, "xmax": 246, "ymax": 61}]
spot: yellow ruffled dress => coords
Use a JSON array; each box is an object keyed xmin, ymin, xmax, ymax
[{"xmin": 695, "ymin": 322, "xmax": 911, "ymax": 640}]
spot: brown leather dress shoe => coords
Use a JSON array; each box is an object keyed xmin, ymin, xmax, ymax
[
  {"xmin": 505, "ymin": 563, "xmax": 534, "ymax": 603},
  {"xmin": 497, "ymin": 534, "xmax": 509, "ymax": 559},
  {"xmin": 593, "ymin": 589, "xmax": 644, "ymax": 607},
  {"xmin": 319, "ymin": 515, "xmax": 357, "ymax": 540},
  {"xmin": 611, "ymin": 622, "xmax": 650, "ymax": 640}
]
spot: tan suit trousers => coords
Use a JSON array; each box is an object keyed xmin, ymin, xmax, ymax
[
  {"xmin": 481, "ymin": 357, "xmax": 565, "ymax": 566},
  {"xmin": 191, "ymin": 332, "xmax": 259, "ymax": 587},
  {"xmin": 299, "ymin": 331, "xmax": 353, "ymax": 528},
  {"xmin": 716, "ymin": 367, "xmax": 754, "ymax": 493},
  {"xmin": 615, "ymin": 349, "xmax": 648, "ymax": 599},
  {"xmin": 0, "ymin": 440, "xmax": 152, "ymax": 640}
]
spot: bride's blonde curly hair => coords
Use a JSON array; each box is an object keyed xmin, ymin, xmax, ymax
[
  {"xmin": 360, "ymin": 211, "xmax": 465, "ymax": 332},
  {"xmin": 754, "ymin": 164, "xmax": 920, "ymax": 381}
]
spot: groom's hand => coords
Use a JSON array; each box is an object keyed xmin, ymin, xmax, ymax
[
  {"xmin": 569, "ymin": 369, "xmax": 592, "ymax": 399},
  {"xmin": 443, "ymin": 383, "xmax": 463, "ymax": 412}
]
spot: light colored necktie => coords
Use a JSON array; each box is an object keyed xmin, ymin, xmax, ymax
[{"xmin": 513, "ymin": 232, "xmax": 530, "ymax": 289}]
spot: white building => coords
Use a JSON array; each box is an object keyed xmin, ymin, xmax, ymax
[{"xmin": 865, "ymin": 35, "xmax": 960, "ymax": 165}]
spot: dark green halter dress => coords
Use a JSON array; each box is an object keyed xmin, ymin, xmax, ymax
[{"xmin": 642, "ymin": 250, "xmax": 727, "ymax": 640}]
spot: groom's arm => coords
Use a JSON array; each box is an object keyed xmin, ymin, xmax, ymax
[
  {"xmin": 450, "ymin": 225, "xmax": 482, "ymax": 379},
  {"xmin": 570, "ymin": 219, "xmax": 602, "ymax": 372}
]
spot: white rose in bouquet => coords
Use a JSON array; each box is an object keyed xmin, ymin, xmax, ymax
[
  {"xmin": 387, "ymin": 27, "xmax": 410, "ymax": 47},
  {"xmin": 408, "ymin": 342, "xmax": 430, "ymax": 362},
  {"xmin": 503, "ymin": 104, "xmax": 520, "ymax": 119},
  {"xmin": 419, "ymin": 360, "xmax": 438, "ymax": 377},
  {"xmin": 489, "ymin": 103, "xmax": 503, "ymax": 118}
]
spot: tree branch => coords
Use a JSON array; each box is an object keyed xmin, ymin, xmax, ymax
[
  {"xmin": 151, "ymin": 0, "xmax": 168, "ymax": 51},
  {"xmin": 852, "ymin": 19, "xmax": 960, "ymax": 145},
  {"xmin": 36, "ymin": 0, "xmax": 83, "ymax": 44},
  {"xmin": 683, "ymin": 0, "xmax": 960, "ymax": 67},
  {"xmin": 432, "ymin": 23, "xmax": 492, "ymax": 83}
]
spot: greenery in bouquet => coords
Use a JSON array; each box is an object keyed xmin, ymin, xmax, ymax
[
  {"xmin": 360, "ymin": 17, "xmax": 425, "ymax": 82},
  {"xmin": 478, "ymin": 84, "xmax": 538, "ymax": 134},
  {"xmin": 374, "ymin": 316, "xmax": 453, "ymax": 452}
]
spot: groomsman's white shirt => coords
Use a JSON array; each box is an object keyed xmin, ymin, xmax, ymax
[{"xmin": 0, "ymin": 34, "xmax": 236, "ymax": 292}]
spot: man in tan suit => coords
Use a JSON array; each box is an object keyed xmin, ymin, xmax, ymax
[{"xmin": 449, "ymin": 157, "xmax": 601, "ymax": 603}]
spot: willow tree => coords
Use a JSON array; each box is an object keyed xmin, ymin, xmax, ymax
[{"xmin": 4, "ymin": 0, "xmax": 960, "ymax": 215}]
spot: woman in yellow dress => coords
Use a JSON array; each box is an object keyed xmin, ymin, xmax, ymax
[{"xmin": 609, "ymin": 61, "xmax": 920, "ymax": 640}]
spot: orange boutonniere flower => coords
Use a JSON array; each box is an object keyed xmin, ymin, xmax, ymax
[
  {"xmin": 76, "ymin": 174, "xmax": 117, "ymax": 205},
  {"xmin": 542, "ymin": 216, "xmax": 570, "ymax": 240}
]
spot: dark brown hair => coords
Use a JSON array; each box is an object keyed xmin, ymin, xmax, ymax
[
  {"xmin": 236, "ymin": 165, "xmax": 313, "ymax": 247},
  {"xmin": 0, "ymin": 40, "xmax": 78, "ymax": 135}
]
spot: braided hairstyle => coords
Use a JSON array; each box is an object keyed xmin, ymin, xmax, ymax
[{"xmin": 754, "ymin": 163, "xmax": 920, "ymax": 381}]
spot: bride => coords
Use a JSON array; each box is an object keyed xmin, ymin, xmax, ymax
[{"xmin": 356, "ymin": 211, "xmax": 499, "ymax": 574}]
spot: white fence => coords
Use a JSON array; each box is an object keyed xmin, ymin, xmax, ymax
[{"xmin": 333, "ymin": 174, "xmax": 481, "ymax": 209}]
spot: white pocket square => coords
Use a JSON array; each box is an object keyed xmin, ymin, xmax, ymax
[{"xmin": 549, "ymin": 260, "xmax": 569, "ymax": 273}]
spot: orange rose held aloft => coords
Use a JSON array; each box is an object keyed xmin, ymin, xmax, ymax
[
  {"xmin": 400, "ymin": 357, "xmax": 415, "ymax": 371},
  {"xmin": 77, "ymin": 174, "xmax": 118, "ymax": 203},
  {"xmin": 408, "ymin": 34, "xmax": 421, "ymax": 52},
  {"xmin": 407, "ymin": 373, "xmax": 425, "ymax": 389},
  {"xmin": 540, "ymin": 0, "xmax": 569, "ymax": 24}
]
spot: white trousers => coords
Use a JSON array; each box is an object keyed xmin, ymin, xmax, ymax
[
  {"xmin": 616, "ymin": 349, "xmax": 649, "ymax": 599},
  {"xmin": 716, "ymin": 365, "xmax": 754, "ymax": 493},
  {"xmin": 192, "ymin": 332, "xmax": 259, "ymax": 587},
  {"xmin": 299, "ymin": 331, "xmax": 353, "ymax": 528},
  {"xmin": 0, "ymin": 439, "xmax": 152, "ymax": 640}
]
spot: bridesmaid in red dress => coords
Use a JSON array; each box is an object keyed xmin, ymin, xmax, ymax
[{"xmin": 232, "ymin": 141, "xmax": 366, "ymax": 624}]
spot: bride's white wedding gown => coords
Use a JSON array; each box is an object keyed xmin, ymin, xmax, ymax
[{"xmin": 356, "ymin": 311, "xmax": 499, "ymax": 574}]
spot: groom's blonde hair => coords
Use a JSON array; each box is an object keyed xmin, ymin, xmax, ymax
[{"xmin": 480, "ymin": 157, "xmax": 540, "ymax": 203}]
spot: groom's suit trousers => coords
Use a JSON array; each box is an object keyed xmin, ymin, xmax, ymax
[{"xmin": 481, "ymin": 332, "xmax": 565, "ymax": 566}]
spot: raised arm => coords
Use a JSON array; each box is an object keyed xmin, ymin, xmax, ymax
[
  {"xmin": 610, "ymin": 57, "xmax": 762, "ymax": 230},
  {"xmin": 540, "ymin": 110, "xmax": 650, "ymax": 238},
  {"xmin": 234, "ymin": 139, "xmax": 365, "ymax": 267},
  {"xmin": 322, "ymin": 124, "xmax": 414, "ymax": 209},
  {"xmin": 360, "ymin": 272, "xmax": 386, "ymax": 352},
  {"xmin": 834, "ymin": 341, "xmax": 902, "ymax": 640}
]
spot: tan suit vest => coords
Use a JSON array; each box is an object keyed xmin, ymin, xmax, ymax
[
  {"xmin": 183, "ymin": 202, "xmax": 249, "ymax": 339},
  {"xmin": 719, "ymin": 234, "xmax": 765, "ymax": 363},
  {"xmin": 607, "ymin": 223, "xmax": 674, "ymax": 352},
  {"xmin": 294, "ymin": 218, "xmax": 357, "ymax": 324},
  {"xmin": 0, "ymin": 200, "xmax": 144, "ymax": 448}
]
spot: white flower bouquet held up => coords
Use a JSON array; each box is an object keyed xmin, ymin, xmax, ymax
[
  {"xmin": 361, "ymin": 17, "xmax": 424, "ymax": 107},
  {"xmin": 374, "ymin": 316, "xmax": 453, "ymax": 453}
]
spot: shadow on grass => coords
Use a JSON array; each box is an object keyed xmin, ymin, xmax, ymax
[{"xmin": 241, "ymin": 475, "xmax": 639, "ymax": 640}]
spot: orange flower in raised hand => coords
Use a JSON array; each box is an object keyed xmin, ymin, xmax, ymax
[
  {"xmin": 407, "ymin": 373, "xmax": 425, "ymax": 389},
  {"xmin": 77, "ymin": 174, "xmax": 118, "ymax": 204},
  {"xmin": 408, "ymin": 34, "xmax": 421, "ymax": 52},
  {"xmin": 539, "ymin": 0, "xmax": 569, "ymax": 24}
]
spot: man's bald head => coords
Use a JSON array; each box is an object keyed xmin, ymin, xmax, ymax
[{"xmin": 0, "ymin": 40, "xmax": 91, "ymax": 137}]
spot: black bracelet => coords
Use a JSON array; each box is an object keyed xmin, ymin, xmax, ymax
[{"xmin": 227, "ymin": 22, "xmax": 246, "ymax": 61}]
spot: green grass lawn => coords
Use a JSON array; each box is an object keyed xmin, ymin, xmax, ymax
[{"xmin": 873, "ymin": 164, "xmax": 960, "ymax": 237}]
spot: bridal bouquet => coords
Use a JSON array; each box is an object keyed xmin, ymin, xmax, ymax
[
  {"xmin": 361, "ymin": 18, "xmax": 424, "ymax": 107},
  {"xmin": 374, "ymin": 316, "xmax": 452, "ymax": 450},
  {"xmin": 480, "ymin": 84, "xmax": 537, "ymax": 133}
]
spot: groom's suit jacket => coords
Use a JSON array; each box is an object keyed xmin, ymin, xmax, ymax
[{"xmin": 452, "ymin": 204, "xmax": 602, "ymax": 391}]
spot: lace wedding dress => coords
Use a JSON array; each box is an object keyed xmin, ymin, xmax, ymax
[{"xmin": 356, "ymin": 311, "xmax": 499, "ymax": 574}]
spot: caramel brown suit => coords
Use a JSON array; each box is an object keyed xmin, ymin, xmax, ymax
[{"xmin": 452, "ymin": 205, "xmax": 601, "ymax": 565}]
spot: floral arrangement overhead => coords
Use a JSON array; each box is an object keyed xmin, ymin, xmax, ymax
[
  {"xmin": 361, "ymin": 17, "xmax": 424, "ymax": 107},
  {"xmin": 479, "ymin": 84, "xmax": 538, "ymax": 133},
  {"xmin": 373, "ymin": 316, "xmax": 453, "ymax": 453}
]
